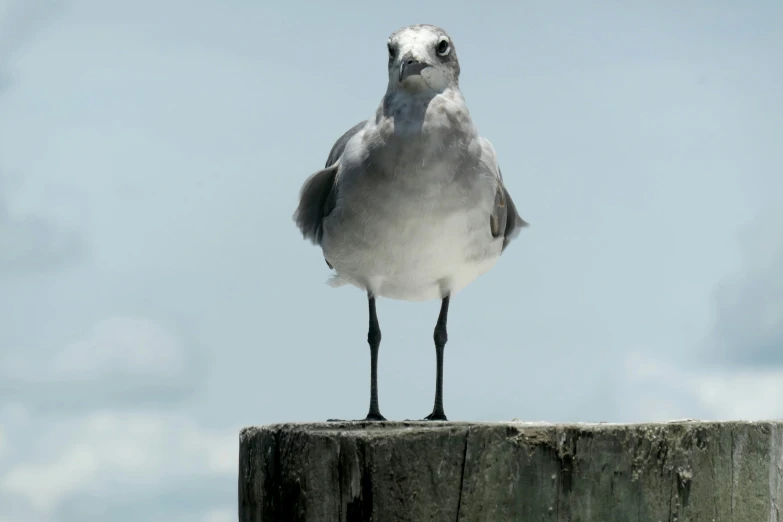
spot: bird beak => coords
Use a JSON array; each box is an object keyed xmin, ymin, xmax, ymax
[{"xmin": 399, "ymin": 55, "xmax": 430, "ymax": 82}]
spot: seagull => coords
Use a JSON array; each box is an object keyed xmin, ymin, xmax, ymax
[{"xmin": 294, "ymin": 24, "xmax": 527, "ymax": 421}]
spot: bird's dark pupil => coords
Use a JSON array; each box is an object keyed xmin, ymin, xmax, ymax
[{"xmin": 438, "ymin": 41, "xmax": 448, "ymax": 53}]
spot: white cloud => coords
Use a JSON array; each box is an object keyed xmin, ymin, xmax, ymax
[
  {"xmin": 200, "ymin": 508, "xmax": 235, "ymax": 522},
  {"xmin": 612, "ymin": 208, "xmax": 783, "ymax": 424},
  {"xmin": 0, "ymin": 403, "xmax": 31, "ymax": 464},
  {"xmin": 615, "ymin": 352, "xmax": 704, "ymax": 422},
  {"xmin": 618, "ymin": 351, "xmax": 783, "ymax": 422},
  {"xmin": 0, "ymin": 189, "xmax": 86, "ymax": 278},
  {"xmin": 48, "ymin": 316, "xmax": 187, "ymax": 380},
  {"xmin": 708, "ymin": 206, "xmax": 783, "ymax": 366},
  {"xmin": 3, "ymin": 445, "xmax": 100, "ymax": 512},
  {"xmin": 0, "ymin": 411, "xmax": 238, "ymax": 517},
  {"xmin": 691, "ymin": 371, "xmax": 783, "ymax": 421},
  {"xmin": 0, "ymin": 402, "xmax": 31, "ymax": 425},
  {"xmin": 0, "ymin": 316, "xmax": 202, "ymax": 410}
]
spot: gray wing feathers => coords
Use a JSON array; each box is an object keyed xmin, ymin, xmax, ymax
[
  {"xmin": 491, "ymin": 167, "xmax": 528, "ymax": 252},
  {"xmin": 293, "ymin": 164, "xmax": 338, "ymax": 245},
  {"xmin": 293, "ymin": 121, "xmax": 366, "ymax": 245},
  {"xmin": 325, "ymin": 120, "xmax": 366, "ymax": 168}
]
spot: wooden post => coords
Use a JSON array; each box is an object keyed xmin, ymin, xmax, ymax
[{"xmin": 239, "ymin": 420, "xmax": 783, "ymax": 521}]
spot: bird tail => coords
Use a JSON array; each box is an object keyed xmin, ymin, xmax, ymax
[{"xmin": 326, "ymin": 273, "xmax": 350, "ymax": 288}]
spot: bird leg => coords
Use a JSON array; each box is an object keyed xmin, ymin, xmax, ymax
[
  {"xmin": 326, "ymin": 292, "xmax": 387, "ymax": 422},
  {"xmin": 424, "ymin": 295, "xmax": 450, "ymax": 421},
  {"xmin": 365, "ymin": 293, "xmax": 386, "ymax": 421}
]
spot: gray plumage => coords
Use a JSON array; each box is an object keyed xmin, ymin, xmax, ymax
[
  {"xmin": 294, "ymin": 24, "xmax": 527, "ymax": 302},
  {"xmin": 294, "ymin": 121, "xmax": 365, "ymax": 245}
]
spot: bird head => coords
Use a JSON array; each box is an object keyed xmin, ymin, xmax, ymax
[{"xmin": 386, "ymin": 25, "xmax": 460, "ymax": 92}]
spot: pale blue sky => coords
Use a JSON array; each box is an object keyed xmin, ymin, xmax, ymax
[{"xmin": 1, "ymin": 0, "xmax": 782, "ymax": 520}]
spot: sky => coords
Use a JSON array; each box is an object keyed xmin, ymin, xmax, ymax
[{"xmin": 0, "ymin": 0, "xmax": 781, "ymax": 520}]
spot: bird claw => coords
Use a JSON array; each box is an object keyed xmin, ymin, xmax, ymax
[
  {"xmin": 326, "ymin": 413, "xmax": 388, "ymax": 422},
  {"xmin": 423, "ymin": 412, "xmax": 448, "ymax": 421}
]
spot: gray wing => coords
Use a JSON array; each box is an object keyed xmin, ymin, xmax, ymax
[
  {"xmin": 324, "ymin": 120, "xmax": 366, "ymax": 169},
  {"xmin": 293, "ymin": 120, "xmax": 366, "ymax": 249},
  {"xmin": 490, "ymin": 167, "xmax": 528, "ymax": 252}
]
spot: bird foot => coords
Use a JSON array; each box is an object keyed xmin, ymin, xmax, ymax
[
  {"xmin": 423, "ymin": 411, "xmax": 448, "ymax": 421},
  {"xmin": 326, "ymin": 412, "xmax": 387, "ymax": 422}
]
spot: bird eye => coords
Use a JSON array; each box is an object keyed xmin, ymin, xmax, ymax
[
  {"xmin": 388, "ymin": 43, "xmax": 395, "ymax": 59},
  {"xmin": 436, "ymin": 38, "xmax": 450, "ymax": 56}
]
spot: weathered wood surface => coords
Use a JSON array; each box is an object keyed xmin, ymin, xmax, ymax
[{"xmin": 238, "ymin": 420, "xmax": 783, "ymax": 522}]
